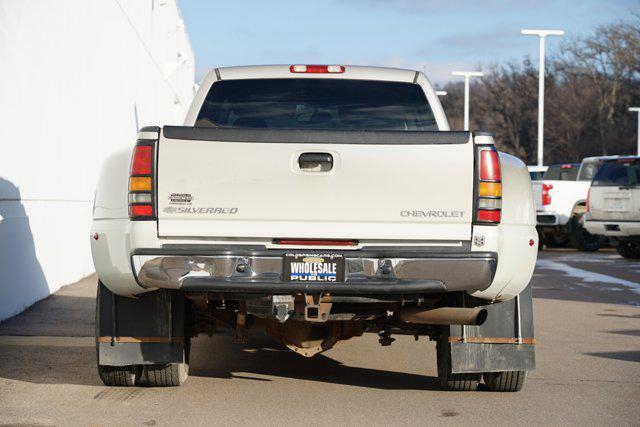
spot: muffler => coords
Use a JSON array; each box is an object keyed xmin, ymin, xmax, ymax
[{"xmin": 400, "ymin": 307, "xmax": 487, "ymax": 326}]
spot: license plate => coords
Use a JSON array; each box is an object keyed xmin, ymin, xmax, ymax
[
  {"xmin": 283, "ymin": 253, "xmax": 345, "ymax": 283},
  {"xmin": 606, "ymin": 198, "xmax": 627, "ymax": 211}
]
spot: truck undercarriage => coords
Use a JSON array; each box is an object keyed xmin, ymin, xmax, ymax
[{"xmin": 96, "ymin": 281, "xmax": 535, "ymax": 391}]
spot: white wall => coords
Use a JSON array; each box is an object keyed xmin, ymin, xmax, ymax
[{"xmin": 0, "ymin": 0, "xmax": 195, "ymax": 320}]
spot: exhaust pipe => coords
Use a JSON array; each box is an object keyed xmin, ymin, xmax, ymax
[{"xmin": 400, "ymin": 307, "xmax": 488, "ymax": 326}]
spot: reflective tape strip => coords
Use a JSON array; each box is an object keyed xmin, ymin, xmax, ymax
[
  {"xmin": 448, "ymin": 337, "xmax": 536, "ymax": 345},
  {"xmin": 96, "ymin": 336, "xmax": 184, "ymax": 343}
]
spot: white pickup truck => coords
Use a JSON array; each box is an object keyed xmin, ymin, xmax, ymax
[
  {"xmin": 91, "ymin": 65, "xmax": 538, "ymax": 391},
  {"xmin": 585, "ymin": 156, "xmax": 640, "ymax": 258},
  {"xmin": 533, "ymin": 157, "xmax": 609, "ymax": 250}
]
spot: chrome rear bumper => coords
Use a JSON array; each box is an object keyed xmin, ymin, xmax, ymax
[{"xmin": 132, "ymin": 249, "xmax": 497, "ymax": 295}]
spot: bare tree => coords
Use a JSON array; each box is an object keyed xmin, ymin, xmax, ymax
[
  {"xmin": 474, "ymin": 61, "xmax": 538, "ymax": 162},
  {"xmin": 556, "ymin": 22, "xmax": 640, "ymax": 155},
  {"xmin": 439, "ymin": 20, "xmax": 640, "ymax": 164}
]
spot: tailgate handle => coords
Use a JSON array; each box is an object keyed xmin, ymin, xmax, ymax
[{"xmin": 298, "ymin": 153, "xmax": 333, "ymax": 172}]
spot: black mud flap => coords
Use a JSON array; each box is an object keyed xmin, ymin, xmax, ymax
[
  {"xmin": 443, "ymin": 284, "xmax": 535, "ymax": 374},
  {"xmin": 96, "ymin": 282, "xmax": 186, "ymax": 366}
]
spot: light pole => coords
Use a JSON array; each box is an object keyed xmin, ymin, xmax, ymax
[
  {"xmin": 435, "ymin": 91, "xmax": 447, "ymax": 97},
  {"xmin": 451, "ymin": 71, "xmax": 483, "ymax": 131},
  {"xmin": 629, "ymin": 108, "xmax": 640, "ymax": 155},
  {"xmin": 521, "ymin": 29, "xmax": 564, "ymax": 167}
]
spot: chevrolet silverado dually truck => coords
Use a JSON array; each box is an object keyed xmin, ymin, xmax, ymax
[{"xmin": 91, "ymin": 65, "xmax": 538, "ymax": 391}]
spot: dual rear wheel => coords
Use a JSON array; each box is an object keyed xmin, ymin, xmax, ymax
[
  {"xmin": 436, "ymin": 339, "xmax": 527, "ymax": 392},
  {"xmin": 97, "ymin": 360, "xmax": 189, "ymax": 387},
  {"xmin": 95, "ymin": 282, "xmax": 190, "ymax": 387}
]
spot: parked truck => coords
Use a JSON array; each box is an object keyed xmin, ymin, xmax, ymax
[
  {"xmin": 584, "ymin": 156, "xmax": 640, "ymax": 259},
  {"xmin": 532, "ymin": 157, "xmax": 610, "ymax": 250},
  {"xmin": 91, "ymin": 65, "xmax": 538, "ymax": 391}
]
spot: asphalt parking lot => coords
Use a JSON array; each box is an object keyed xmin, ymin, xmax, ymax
[{"xmin": 1, "ymin": 249, "xmax": 639, "ymax": 426}]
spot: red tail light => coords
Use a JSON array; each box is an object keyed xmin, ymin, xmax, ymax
[
  {"xmin": 476, "ymin": 146, "xmax": 502, "ymax": 224},
  {"xmin": 477, "ymin": 210, "xmax": 501, "ymax": 223},
  {"xmin": 128, "ymin": 134, "xmax": 156, "ymax": 220},
  {"xmin": 542, "ymin": 184, "xmax": 553, "ymax": 206},
  {"xmin": 586, "ymin": 188, "xmax": 591, "ymax": 212},
  {"xmin": 290, "ymin": 65, "xmax": 345, "ymax": 74},
  {"xmin": 129, "ymin": 204, "xmax": 154, "ymax": 217},
  {"xmin": 479, "ymin": 150, "xmax": 501, "ymax": 181},
  {"xmin": 130, "ymin": 146, "xmax": 152, "ymax": 175}
]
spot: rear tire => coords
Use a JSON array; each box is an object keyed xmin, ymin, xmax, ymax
[
  {"xmin": 483, "ymin": 371, "xmax": 527, "ymax": 392},
  {"xmin": 541, "ymin": 230, "xmax": 569, "ymax": 248},
  {"xmin": 616, "ymin": 241, "xmax": 640, "ymax": 259},
  {"xmin": 436, "ymin": 339, "xmax": 480, "ymax": 391},
  {"xmin": 143, "ymin": 337, "xmax": 190, "ymax": 387},
  {"xmin": 568, "ymin": 214, "xmax": 605, "ymax": 251},
  {"xmin": 143, "ymin": 362, "xmax": 189, "ymax": 387},
  {"xmin": 95, "ymin": 282, "xmax": 142, "ymax": 387},
  {"xmin": 97, "ymin": 365, "xmax": 142, "ymax": 387}
]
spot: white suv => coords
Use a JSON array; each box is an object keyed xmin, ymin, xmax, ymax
[{"xmin": 584, "ymin": 157, "xmax": 640, "ymax": 258}]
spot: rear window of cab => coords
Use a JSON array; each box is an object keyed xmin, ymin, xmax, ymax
[
  {"xmin": 592, "ymin": 160, "xmax": 640, "ymax": 187},
  {"xmin": 195, "ymin": 78, "xmax": 437, "ymax": 131},
  {"xmin": 543, "ymin": 164, "xmax": 579, "ymax": 181}
]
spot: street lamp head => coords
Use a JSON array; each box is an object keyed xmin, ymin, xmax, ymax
[
  {"xmin": 629, "ymin": 107, "xmax": 640, "ymax": 112},
  {"xmin": 451, "ymin": 71, "xmax": 484, "ymax": 77},
  {"xmin": 435, "ymin": 91, "xmax": 447, "ymax": 96},
  {"xmin": 521, "ymin": 29, "xmax": 565, "ymax": 37}
]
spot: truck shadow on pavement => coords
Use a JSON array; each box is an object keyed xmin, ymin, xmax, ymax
[
  {"xmin": 0, "ymin": 332, "xmax": 441, "ymax": 390},
  {"xmin": 189, "ymin": 332, "xmax": 441, "ymax": 391},
  {"xmin": 0, "ymin": 280, "xmax": 441, "ymax": 390},
  {"xmin": 584, "ymin": 351, "xmax": 640, "ymax": 363}
]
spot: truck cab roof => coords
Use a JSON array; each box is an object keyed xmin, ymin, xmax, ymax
[{"xmin": 210, "ymin": 64, "xmax": 420, "ymax": 83}]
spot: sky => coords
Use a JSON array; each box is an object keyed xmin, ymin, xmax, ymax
[{"xmin": 180, "ymin": 0, "xmax": 636, "ymax": 85}]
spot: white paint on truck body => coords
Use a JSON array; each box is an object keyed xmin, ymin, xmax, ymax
[
  {"xmin": 532, "ymin": 180, "xmax": 590, "ymax": 225},
  {"xmin": 157, "ymin": 138, "xmax": 474, "ymax": 241},
  {"xmin": 91, "ymin": 65, "xmax": 538, "ymax": 301}
]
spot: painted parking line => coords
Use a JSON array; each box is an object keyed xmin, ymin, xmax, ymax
[
  {"xmin": 536, "ymin": 259, "xmax": 640, "ymax": 294},
  {"xmin": 541, "ymin": 252, "xmax": 627, "ymax": 263}
]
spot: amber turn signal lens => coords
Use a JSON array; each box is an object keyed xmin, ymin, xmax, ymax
[
  {"xmin": 479, "ymin": 182, "xmax": 502, "ymax": 197},
  {"xmin": 129, "ymin": 177, "xmax": 152, "ymax": 191}
]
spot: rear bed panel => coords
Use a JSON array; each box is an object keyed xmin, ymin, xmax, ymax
[{"xmin": 157, "ymin": 129, "xmax": 474, "ymax": 241}]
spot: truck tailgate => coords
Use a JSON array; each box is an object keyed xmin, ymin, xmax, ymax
[{"xmin": 157, "ymin": 128, "xmax": 474, "ymax": 241}]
